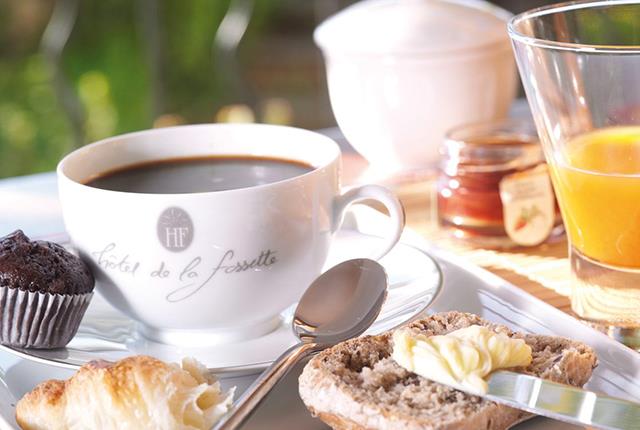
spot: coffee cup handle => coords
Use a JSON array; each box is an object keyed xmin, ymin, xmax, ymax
[{"xmin": 333, "ymin": 185, "xmax": 405, "ymax": 260}]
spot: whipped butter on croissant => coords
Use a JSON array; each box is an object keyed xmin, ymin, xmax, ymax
[{"xmin": 392, "ymin": 325, "xmax": 532, "ymax": 395}]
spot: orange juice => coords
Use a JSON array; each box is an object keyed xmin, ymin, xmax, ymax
[{"xmin": 551, "ymin": 126, "xmax": 640, "ymax": 268}]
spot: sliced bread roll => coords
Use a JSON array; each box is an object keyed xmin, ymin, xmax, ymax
[{"xmin": 299, "ymin": 311, "xmax": 598, "ymax": 430}]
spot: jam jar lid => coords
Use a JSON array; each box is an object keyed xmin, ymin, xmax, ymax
[{"xmin": 440, "ymin": 119, "xmax": 544, "ymax": 173}]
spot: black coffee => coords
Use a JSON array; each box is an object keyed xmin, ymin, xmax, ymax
[{"xmin": 85, "ymin": 156, "xmax": 314, "ymax": 193}]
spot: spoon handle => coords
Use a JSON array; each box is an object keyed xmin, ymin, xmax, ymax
[{"xmin": 214, "ymin": 341, "xmax": 319, "ymax": 430}]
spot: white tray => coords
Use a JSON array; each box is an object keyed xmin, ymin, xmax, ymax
[{"xmin": 1, "ymin": 208, "xmax": 639, "ymax": 429}]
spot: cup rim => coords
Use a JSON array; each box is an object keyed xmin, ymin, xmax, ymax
[
  {"xmin": 509, "ymin": 0, "xmax": 640, "ymax": 54},
  {"xmin": 314, "ymin": 0, "xmax": 512, "ymax": 58},
  {"xmin": 57, "ymin": 123, "xmax": 341, "ymax": 197}
]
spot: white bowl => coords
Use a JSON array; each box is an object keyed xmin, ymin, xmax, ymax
[{"xmin": 314, "ymin": 0, "xmax": 517, "ymax": 172}]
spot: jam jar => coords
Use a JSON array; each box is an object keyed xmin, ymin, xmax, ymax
[{"xmin": 437, "ymin": 119, "xmax": 562, "ymax": 248}]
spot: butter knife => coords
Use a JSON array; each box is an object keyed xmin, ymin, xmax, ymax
[{"xmin": 484, "ymin": 371, "xmax": 640, "ymax": 430}]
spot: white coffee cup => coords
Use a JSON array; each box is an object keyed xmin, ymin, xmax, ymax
[{"xmin": 57, "ymin": 124, "xmax": 404, "ymax": 345}]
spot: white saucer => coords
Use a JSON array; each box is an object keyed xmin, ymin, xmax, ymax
[{"xmin": 0, "ymin": 229, "xmax": 442, "ymax": 376}]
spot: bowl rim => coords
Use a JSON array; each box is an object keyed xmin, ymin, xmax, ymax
[{"xmin": 314, "ymin": 0, "xmax": 513, "ymax": 58}]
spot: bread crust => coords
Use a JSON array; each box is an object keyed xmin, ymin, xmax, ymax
[
  {"xmin": 313, "ymin": 410, "xmax": 534, "ymax": 430},
  {"xmin": 299, "ymin": 311, "xmax": 598, "ymax": 430}
]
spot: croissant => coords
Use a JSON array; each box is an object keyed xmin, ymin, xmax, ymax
[{"xmin": 16, "ymin": 355, "xmax": 234, "ymax": 430}]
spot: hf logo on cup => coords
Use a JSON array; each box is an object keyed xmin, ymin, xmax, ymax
[{"xmin": 157, "ymin": 207, "xmax": 194, "ymax": 252}]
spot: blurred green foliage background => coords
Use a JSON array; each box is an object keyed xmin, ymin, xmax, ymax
[
  {"xmin": 0, "ymin": 0, "xmax": 557, "ymax": 179},
  {"xmin": 0, "ymin": 0, "xmax": 350, "ymax": 178}
]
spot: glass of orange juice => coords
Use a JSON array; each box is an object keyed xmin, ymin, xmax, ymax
[{"xmin": 510, "ymin": 1, "xmax": 640, "ymax": 349}]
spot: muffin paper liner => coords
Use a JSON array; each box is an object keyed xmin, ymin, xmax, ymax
[{"xmin": 0, "ymin": 287, "xmax": 92, "ymax": 349}]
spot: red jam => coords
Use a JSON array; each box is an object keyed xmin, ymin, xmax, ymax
[{"xmin": 437, "ymin": 121, "xmax": 562, "ymax": 248}]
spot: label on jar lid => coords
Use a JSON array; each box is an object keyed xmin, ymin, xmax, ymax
[{"xmin": 499, "ymin": 164, "xmax": 554, "ymax": 246}]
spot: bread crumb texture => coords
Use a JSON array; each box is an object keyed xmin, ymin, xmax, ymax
[{"xmin": 299, "ymin": 311, "xmax": 598, "ymax": 430}]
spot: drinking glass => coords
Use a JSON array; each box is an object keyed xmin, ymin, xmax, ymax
[{"xmin": 509, "ymin": 0, "xmax": 640, "ymax": 349}]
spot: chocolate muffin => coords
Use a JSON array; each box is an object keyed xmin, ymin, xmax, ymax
[
  {"xmin": 0, "ymin": 230, "xmax": 94, "ymax": 349},
  {"xmin": 0, "ymin": 230, "xmax": 94, "ymax": 294}
]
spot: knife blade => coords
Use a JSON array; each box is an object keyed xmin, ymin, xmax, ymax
[{"xmin": 484, "ymin": 371, "xmax": 640, "ymax": 430}]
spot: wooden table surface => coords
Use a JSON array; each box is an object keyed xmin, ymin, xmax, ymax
[{"xmin": 342, "ymin": 153, "xmax": 575, "ymax": 316}]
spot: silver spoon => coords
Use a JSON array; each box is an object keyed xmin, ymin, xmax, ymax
[{"xmin": 214, "ymin": 258, "xmax": 388, "ymax": 430}]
